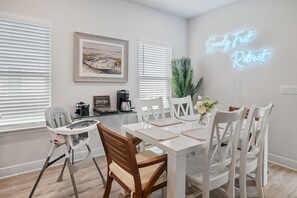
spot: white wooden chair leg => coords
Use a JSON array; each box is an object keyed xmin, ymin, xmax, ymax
[
  {"xmin": 202, "ymin": 186, "xmax": 210, "ymax": 198},
  {"xmin": 240, "ymin": 173, "xmax": 247, "ymax": 198},
  {"xmin": 227, "ymin": 179, "xmax": 235, "ymax": 198},
  {"xmin": 256, "ymin": 167, "xmax": 264, "ymax": 198}
]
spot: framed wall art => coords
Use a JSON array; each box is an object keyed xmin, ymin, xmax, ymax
[
  {"xmin": 93, "ymin": 95, "xmax": 110, "ymax": 108},
  {"xmin": 74, "ymin": 32, "xmax": 128, "ymax": 82}
]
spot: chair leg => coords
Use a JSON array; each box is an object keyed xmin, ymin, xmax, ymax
[
  {"xmin": 227, "ymin": 179, "xmax": 235, "ymax": 198},
  {"xmin": 93, "ymin": 158, "xmax": 106, "ymax": 187},
  {"xmin": 239, "ymin": 173, "xmax": 247, "ymax": 198},
  {"xmin": 202, "ymin": 183, "xmax": 210, "ymax": 198},
  {"xmin": 103, "ymin": 174, "xmax": 113, "ymax": 198},
  {"xmin": 57, "ymin": 158, "xmax": 67, "ymax": 182},
  {"xmin": 29, "ymin": 144, "xmax": 57, "ymax": 198},
  {"xmin": 29, "ymin": 156, "xmax": 50, "ymax": 198},
  {"xmin": 86, "ymin": 144, "xmax": 106, "ymax": 187},
  {"xmin": 256, "ymin": 167, "xmax": 264, "ymax": 198},
  {"xmin": 67, "ymin": 158, "xmax": 79, "ymax": 198},
  {"xmin": 72, "ymin": 149, "xmax": 75, "ymax": 164}
]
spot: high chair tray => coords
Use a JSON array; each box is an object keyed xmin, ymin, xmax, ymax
[{"xmin": 51, "ymin": 120, "xmax": 99, "ymax": 135}]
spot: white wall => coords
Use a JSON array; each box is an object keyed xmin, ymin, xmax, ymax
[
  {"xmin": 188, "ymin": 0, "xmax": 297, "ymax": 170},
  {"xmin": 0, "ymin": 0, "xmax": 187, "ymax": 178}
]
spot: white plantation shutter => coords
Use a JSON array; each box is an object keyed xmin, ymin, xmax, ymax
[
  {"xmin": 138, "ymin": 41, "xmax": 172, "ymax": 108},
  {"xmin": 0, "ymin": 18, "xmax": 51, "ymax": 127}
]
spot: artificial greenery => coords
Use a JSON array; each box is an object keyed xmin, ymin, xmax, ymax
[{"xmin": 171, "ymin": 57, "xmax": 203, "ymax": 99}]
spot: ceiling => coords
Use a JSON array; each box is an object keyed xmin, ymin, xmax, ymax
[{"xmin": 126, "ymin": 0, "xmax": 241, "ymax": 19}]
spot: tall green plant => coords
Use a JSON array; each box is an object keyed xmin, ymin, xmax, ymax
[{"xmin": 171, "ymin": 57, "xmax": 203, "ymax": 99}]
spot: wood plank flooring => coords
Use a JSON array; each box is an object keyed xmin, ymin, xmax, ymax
[{"xmin": 0, "ymin": 156, "xmax": 296, "ymax": 198}]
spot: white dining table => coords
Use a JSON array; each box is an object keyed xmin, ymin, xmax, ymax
[{"xmin": 121, "ymin": 118, "xmax": 268, "ymax": 198}]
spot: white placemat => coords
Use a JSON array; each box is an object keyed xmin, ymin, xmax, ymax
[
  {"xmin": 182, "ymin": 128, "xmax": 209, "ymax": 141},
  {"xmin": 146, "ymin": 118, "xmax": 183, "ymax": 127},
  {"xmin": 136, "ymin": 128, "xmax": 179, "ymax": 141},
  {"xmin": 176, "ymin": 114, "xmax": 199, "ymax": 122}
]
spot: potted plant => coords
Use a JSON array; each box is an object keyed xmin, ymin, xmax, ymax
[{"xmin": 171, "ymin": 57, "xmax": 203, "ymax": 99}]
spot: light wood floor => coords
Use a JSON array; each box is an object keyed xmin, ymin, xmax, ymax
[{"xmin": 0, "ymin": 156, "xmax": 296, "ymax": 198}]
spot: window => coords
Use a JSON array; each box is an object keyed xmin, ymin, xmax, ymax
[
  {"xmin": 138, "ymin": 40, "xmax": 172, "ymax": 108},
  {"xmin": 0, "ymin": 18, "xmax": 51, "ymax": 127}
]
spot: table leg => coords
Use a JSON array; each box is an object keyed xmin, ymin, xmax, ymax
[{"xmin": 167, "ymin": 153, "xmax": 187, "ymax": 198}]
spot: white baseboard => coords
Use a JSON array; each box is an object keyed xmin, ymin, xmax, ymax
[
  {"xmin": 2, "ymin": 149, "xmax": 296, "ymax": 179},
  {"xmin": 268, "ymin": 153, "xmax": 297, "ymax": 171},
  {"xmin": 0, "ymin": 147, "xmax": 105, "ymax": 179}
]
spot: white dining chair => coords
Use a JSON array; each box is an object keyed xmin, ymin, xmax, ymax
[
  {"xmin": 186, "ymin": 106, "xmax": 247, "ymax": 198},
  {"xmin": 134, "ymin": 97, "xmax": 165, "ymax": 152},
  {"xmin": 168, "ymin": 95, "xmax": 194, "ymax": 118},
  {"xmin": 237, "ymin": 103, "xmax": 274, "ymax": 198},
  {"xmin": 134, "ymin": 97, "xmax": 165, "ymax": 122}
]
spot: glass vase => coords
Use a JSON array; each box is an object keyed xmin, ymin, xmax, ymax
[{"xmin": 199, "ymin": 113, "xmax": 209, "ymax": 126}]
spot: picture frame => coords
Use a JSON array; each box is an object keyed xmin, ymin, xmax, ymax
[
  {"xmin": 74, "ymin": 32, "xmax": 128, "ymax": 82},
  {"xmin": 93, "ymin": 95, "xmax": 110, "ymax": 108}
]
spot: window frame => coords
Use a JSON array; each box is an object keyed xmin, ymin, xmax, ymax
[
  {"xmin": 137, "ymin": 40, "xmax": 173, "ymax": 109},
  {"xmin": 0, "ymin": 16, "xmax": 51, "ymax": 132}
]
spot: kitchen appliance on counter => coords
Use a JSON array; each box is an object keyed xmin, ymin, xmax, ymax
[
  {"xmin": 75, "ymin": 102, "xmax": 90, "ymax": 116},
  {"xmin": 117, "ymin": 90, "xmax": 132, "ymax": 112}
]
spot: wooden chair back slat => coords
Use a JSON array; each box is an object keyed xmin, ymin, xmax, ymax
[
  {"xmin": 104, "ymin": 142, "xmax": 131, "ymax": 170},
  {"xmin": 104, "ymin": 135, "xmax": 127, "ymax": 156}
]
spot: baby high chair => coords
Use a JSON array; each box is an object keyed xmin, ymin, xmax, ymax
[{"xmin": 29, "ymin": 106, "xmax": 105, "ymax": 198}]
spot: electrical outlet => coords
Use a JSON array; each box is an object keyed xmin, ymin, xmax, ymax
[{"xmin": 281, "ymin": 85, "xmax": 297, "ymax": 95}]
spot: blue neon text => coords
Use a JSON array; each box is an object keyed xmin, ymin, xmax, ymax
[
  {"xmin": 206, "ymin": 29, "xmax": 271, "ymax": 69},
  {"xmin": 231, "ymin": 48, "xmax": 271, "ymax": 69}
]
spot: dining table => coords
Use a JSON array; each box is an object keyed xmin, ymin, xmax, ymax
[{"xmin": 121, "ymin": 116, "xmax": 268, "ymax": 198}]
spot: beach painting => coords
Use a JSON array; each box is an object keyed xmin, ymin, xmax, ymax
[{"xmin": 74, "ymin": 32, "xmax": 128, "ymax": 82}]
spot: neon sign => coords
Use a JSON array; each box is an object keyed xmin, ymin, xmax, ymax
[
  {"xmin": 231, "ymin": 48, "xmax": 271, "ymax": 69},
  {"xmin": 206, "ymin": 30, "xmax": 271, "ymax": 69}
]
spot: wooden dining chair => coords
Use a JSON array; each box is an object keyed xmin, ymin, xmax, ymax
[
  {"xmin": 186, "ymin": 106, "xmax": 247, "ymax": 198},
  {"xmin": 97, "ymin": 123, "xmax": 167, "ymax": 198},
  {"xmin": 168, "ymin": 95, "xmax": 194, "ymax": 118},
  {"xmin": 236, "ymin": 103, "xmax": 274, "ymax": 198}
]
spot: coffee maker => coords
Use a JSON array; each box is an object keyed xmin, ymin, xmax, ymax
[
  {"xmin": 117, "ymin": 90, "xmax": 132, "ymax": 112},
  {"xmin": 75, "ymin": 102, "xmax": 90, "ymax": 116}
]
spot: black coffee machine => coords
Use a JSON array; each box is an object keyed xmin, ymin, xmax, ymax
[
  {"xmin": 75, "ymin": 102, "xmax": 90, "ymax": 116},
  {"xmin": 117, "ymin": 90, "xmax": 132, "ymax": 112}
]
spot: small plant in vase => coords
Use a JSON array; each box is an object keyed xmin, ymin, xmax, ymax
[{"xmin": 194, "ymin": 96, "xmax": 219, "ymax": 125}]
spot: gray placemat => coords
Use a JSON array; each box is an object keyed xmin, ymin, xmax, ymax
[
  {"xmin": 176, "ymin": 114, "xmax": 199, "ymax": 122},
  {"xmin": 136, "ymin": 128, "xmax": 179, "ymax": 141},
  {"xmin": 182, "ymin": 128, "xmax": 209, "ymax": 141},
  {"xmin": 146, "ymin": 118, "xmax": 183, "ymax": 127}
]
